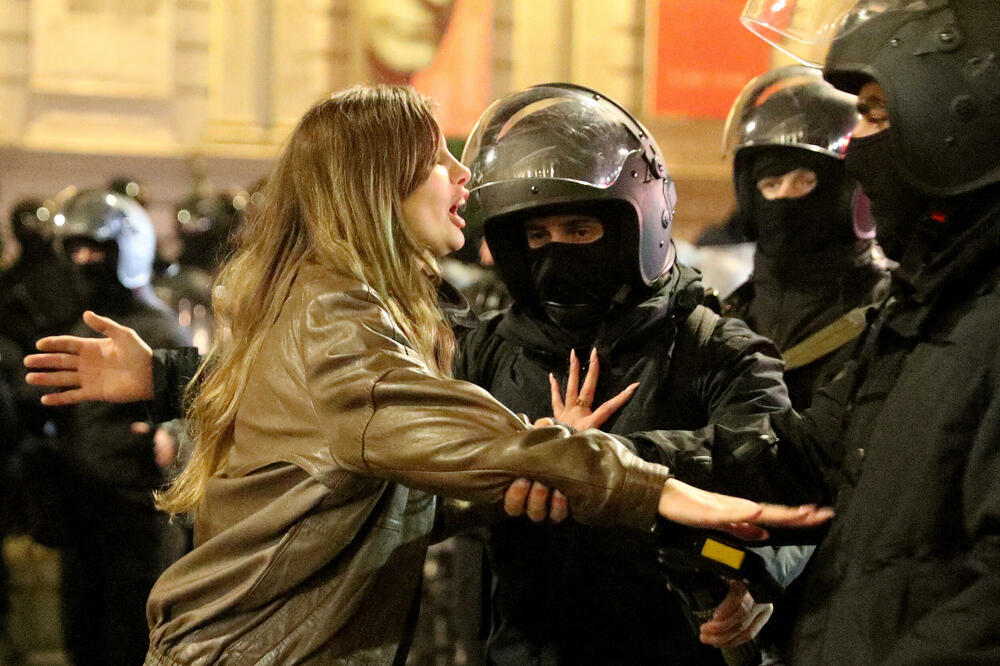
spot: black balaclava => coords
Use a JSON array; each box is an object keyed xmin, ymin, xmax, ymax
[
  {"xmin": 741, "ymin": 147, "xmax": 856, "ymax": 257},
  {"xmin": 527, "ymin": 216, "xmax": 624, "ymax": 333},
  {"xmin": 66, "ymin": 240, "xmax": 131, "ymax": 311},
  {"xmin": 844, "ymin": 128, "xmax": 931, "ymax": 261}
]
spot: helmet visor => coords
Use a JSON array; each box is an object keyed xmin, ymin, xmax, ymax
[
  {"xmin": 740, "ymin": 0, "xmax": 941, "ymax": 66},
  {"xmin": 722, "ymin": 65, "xmax": 858, "ymax": 159},
  {"xmin": 462, "ymin": 85, "xmax": 641, "ymax": 191}
]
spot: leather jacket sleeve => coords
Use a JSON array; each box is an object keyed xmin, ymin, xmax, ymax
[{"xmin": 302, "ymin": 285, "xmax": 671, "ymax": 531}]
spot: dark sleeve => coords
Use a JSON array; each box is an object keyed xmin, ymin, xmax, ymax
[
  {"xmin": 150, "ymin": 347, "xmax": 202, "ymax": 422},
  {"xmin": 701, "ymin": 316, "xmax": 790, "ymax": 421},
  {"xmin": 626, "ymin": 317, "xmax": 788, "ymax": 479},
  {"xmin": 625, "ymin": 317, "xmax": 843, "ymax": 508}
]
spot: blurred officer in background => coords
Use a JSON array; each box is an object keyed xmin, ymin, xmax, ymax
[
  {"xmin": 51, "ymin": 190, "xmax": 190, "ymax": 666},
  {"xmin": 153, "ymin": 188, "xmax": 240, "ymax": 353},
  {"xmin": 459, "ymin": 83, "xmax": 788, "ymax": 666},
  {"xmin": 740, "ymin": 0, "xmax": 1000, "ymax": 661},
  {"xmin": 0, "ymin": 199, "xmax": 82, "ymax": 354},
  {"xmin": 0, "ymin": 216, "xmax": 24, "ymax": 660},
  {"xmin": 720, "ymin": 65, "xmax": 891, "ymax": 409}
]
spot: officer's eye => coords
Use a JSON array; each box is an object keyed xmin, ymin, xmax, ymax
[
  {"xmin": 857, "ymin": 101, "xmax": 888, "ymax": 125},
  {"xmin": 567, "ymin": 222, "xmax": 603, "ymax": 243}
]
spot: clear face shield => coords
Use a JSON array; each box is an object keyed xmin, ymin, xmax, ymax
[
  {"xmin": 740, "ymin": 0, "xmax": 946, "ymax": 65},
  {"xmin": 461, "ymin": 85, "xmax": 644, "ymax": 193}
]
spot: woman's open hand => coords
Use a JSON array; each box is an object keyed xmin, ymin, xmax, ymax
[
  {"xmin": 549, "ymin": 348, "xmax": 638, "ymax": 431},
  {"xmin": 23, "ymin": 310, "xmax": 155, "ymax": 406},
  {"xmin": 658, "ymin": 478, "xmax": 833, "ymax": 541}
]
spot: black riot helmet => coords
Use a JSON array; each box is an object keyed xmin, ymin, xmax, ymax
[
  {"xmin": 741, "ymin": 0, "xmax": 1000, "ymax": 198},
  {"xmin": 107, "ymin": 176, "xmax": 148, "ymax": 207},
  {"xmin": 461, "ymin": 83, "xmax": 677, "ymax": 306},
  {"xmin": 723, "ymin": 65, "xmax": 858, "ymax": 172},
  {"xmin": 723, "ymin": 65, "xmax": 864, "ymax": 246},
  {"xmin": 175, "ymin": 191, "xmax": 239, "ymax": 271},
  {"xmin": 54, "ymin": 189, "xmax": 156, "ymax": 289}
]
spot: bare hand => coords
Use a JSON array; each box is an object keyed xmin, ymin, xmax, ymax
[
  {"xmin": 23, "ymin": 311, "xmax": 154, "ymax": 406},
  {"xmin": 503, "ymin": 478, "xmax": 569, "ymax": 523},
  {"xmin": 658, "ymin": 478, "xmax": 833, "ymax": 540},
  {"xmin": 131, "ymin": 421, "xmax": 179, "ymax": 469},
  {"xmin": 549, "ymin": 348, "xmax": 639, "ymax": 430},
  {"xmin": 699, "ymin": 581, "xmax": 773, "ymax": 647}
]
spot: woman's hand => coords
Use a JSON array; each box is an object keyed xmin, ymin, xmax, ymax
[
  {"xmin": 23, "ymin": 310, "xmax": 155, "ymax": 406},
  {"xmin": 699, "ymin": 581, "xmax": 773, "ymax": 647},
  {"xmin": 658, "ymin": 478, "xmax": 833, "ymax": 541},
  {"xmin": 549, "ymin": 348, "xmax": 639, "ymax": 431}
]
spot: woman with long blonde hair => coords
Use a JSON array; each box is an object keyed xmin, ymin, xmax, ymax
[
  {"xmin": 28, "ymin": 85, "xmax": 828, "ymax": 665},
  {"xmin": 155, "ymin": 85, "xmax": 456, "ymax": 518}
]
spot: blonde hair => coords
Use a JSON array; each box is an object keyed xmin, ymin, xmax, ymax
[{"xmin": 157, "ymin": 85, "xmax": 455, "ymax": 515}]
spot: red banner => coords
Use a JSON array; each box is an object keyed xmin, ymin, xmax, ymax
[{"xmin": 647, "ymin": 0, "xmax": 771, "ymax": 118}]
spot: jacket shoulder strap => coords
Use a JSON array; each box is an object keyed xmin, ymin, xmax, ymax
[
  {"xmin": 781, "ymin": 305, "xmax": 872, "ymax": 371},
  {"xmin": 663, "ymin": 305, "xmax": 721, "ymax": 412},
  {"xmin": 684, "ymin": 304, "xmax": 720, "ymax": 349}
]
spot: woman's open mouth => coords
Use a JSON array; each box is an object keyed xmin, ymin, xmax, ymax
[{"xmin": 449, "ymin": 203, "xmax": 466, "ymax": 228}]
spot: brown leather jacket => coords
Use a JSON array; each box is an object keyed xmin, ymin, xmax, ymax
[{"xmin": 145, "ymin": 262, "xmax": 671, "ymax": 665}]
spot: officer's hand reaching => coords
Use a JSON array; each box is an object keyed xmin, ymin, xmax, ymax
[
  {"xmin": 503, "ymin": 477, "xmax": 569, "ymax": 523},
  {"xmin": 24, "ymin": 310, "xmax": 155, "ymax": 405},
  {"xmin": 699, "ymin": 580, "xmax": 773, "ymax": 648},
  {"xmin": 506, "ymin": 347, "xmax": 834, "ymax": 536}
]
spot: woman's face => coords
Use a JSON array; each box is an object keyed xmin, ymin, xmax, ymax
[{"xmin": 402, "ymin": 133, "xmax": 471, "ymax": 257}]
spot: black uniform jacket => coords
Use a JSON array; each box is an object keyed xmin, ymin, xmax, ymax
[
  {"xmin": 766, "ymin": 199, "xmax": 1000, "ymax": 665},
  {"xmin": 723, "ymin": 242, "xmax": 890, "ymax": 409},
  {"xmin": 64, "ymin": 290, "xmax": 191, "ymax": 494},
  {"xmin": 455, "ymin": 265, "xmax": 791, "ymax": 666}
]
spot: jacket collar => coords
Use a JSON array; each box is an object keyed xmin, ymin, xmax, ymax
[
  {"xmin": 494, "ymin": 264, "xmax": 705, "ymax": 359},
  {"xmin": 887, "ymin": 193, "xmax": 1000, "ymax": 338}
]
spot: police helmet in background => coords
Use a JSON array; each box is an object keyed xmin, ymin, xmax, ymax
[
  {"xmin": 107, "ymin": 176, "xmax": 148, "ymax": 207},
  {"xmin": 55, "ymin": 189, "xmax": 156, "ymax": 289},
  {"xmin": 723, "ymin": 65, "xmax": 866, "ymax": 247},
  {"xmin": 741, "ymin": 0, "xmax": 1000, "ymax": 198},
  {"xmin": 461, "ymin": 83, "xmax": 677, "ymax": 307},
  {"xmin": 724, "ymin": 64, "xmax": 858, "ymax": 173},
  {"xmin": 174, "ymin": 192, "xmax": 240, "ymax": 271},
  {"xmin": 10, "ymin": 198, "xmax": 56, "ymax": 257}
]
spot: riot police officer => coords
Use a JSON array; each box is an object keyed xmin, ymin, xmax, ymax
[
  {"xmin": 720, "ymin": 65, "xmax": 891, "ymax": 409},
  {"xmin": 52, "ymin": 190, "xmax": 190, "ymax": 666},
  {"xmin": 0, "ymin": 199, "xmax": 82, "ymax": 353},
  {"xmin": 738, "ymin": 0, "xmax": 1000, "ymax": 661},
  {"xmin": 458, "ymin": 84, "xmax": 786, "ymax": 665},
  {"xmin": 153, "ymin": 190, "xmax": 239, "ymax": 352}
]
